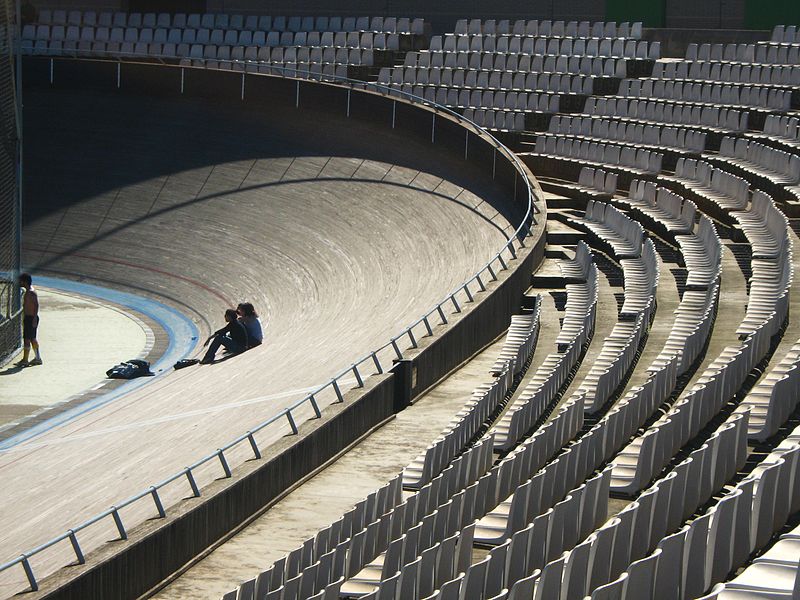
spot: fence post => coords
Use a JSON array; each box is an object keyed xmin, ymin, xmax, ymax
[
  {"xmin": 217, "ymin": 449, "xmax": 232, "ymax": 477},
  {"xmin": 21, "ymin": 556, "xmax": 38, "ymax": 592},
  {"xmin": 68, "ymin": 530, "xmax": 85, "ymax": 564},
  {"xmin": 332, "ymin": 379, "xmax": 344, "ymax": 403},
  {"xmin": 184, "ymin": 467, "xmax": 200, "ymax": 497},
  {"xmin": 150, "ymin": 487, "xmax": 166, "ymax": 518},
  {"xmin": 285, "ymin": 409, "xmax": 299, "ymax": 433},
  {"xmin": 247, "ymin": 432, "xmax": 261, "ymax": 459},
  {"xmin": 111, "ymin": 507, "xmax": 127, "ymax": 540}
]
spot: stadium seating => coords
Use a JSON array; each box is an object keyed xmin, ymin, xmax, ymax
[{"xmin": 21, "ymin": 11, "xmax": 800, "ymax": 599}]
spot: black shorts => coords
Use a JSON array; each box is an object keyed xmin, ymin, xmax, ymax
[{"xmin": 23, "ymin": 316, "xmax": 37, "ymax": 341}]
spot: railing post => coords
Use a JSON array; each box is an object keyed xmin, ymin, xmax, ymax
[
  {"xmin": 285, "ymin": 409, "xmax": 299, "ymax": 434},
  {"xmin": 407, "ymin": 329, "xmax": 417, "ymax": 348},
  {"xmin": 507, "ymin": 241, "xmax": 517, "ymax": 259},
  {"xmin": 247, "ymin": 432, "xmax": 261, "ymax": 459},
  {"xmin": 492, "ymin": 149, "xmax": 497, "ymax": 179},
  {"xmin": 332, "ymin": 379, "xmax": 345, "ymax": 403},
  {"xmin": 68, "ymin": 530, "xmax": 85, "ymax": 564},
  {"xmin": 392, "ymin": 101, "xmax": 396, "ymax": 129},
  {"xmin": 431, "ymin": 112, "xmax": 436, "ymax": 144},
  {"xmin": 184, "ymin": 467, "xmax": 200, "ymax": 497},
  {"xmin": 464, "ymin": 130, "xmax": 469, "ymax": 160},
  {"xmin": 116, "ymin": 62, "xmax": 121, "ymax": 88},
  {"xmin": 49, "ymin": 58, "xmax": 54, "ymax": 84},
  {"xmin": 217, "ymin": 449, "xmax": 232, "ymax": 477},
  {"xmin": 451, "ymin": 296, "xmax": 461, "ymax": 313},
  {"xmin": 180, "ymin": 67, "xmax": 184, "ymax": 94},
  {"xmin": 422, "ymin": 316, "xmax": 433, "ymax": 336},
  {"xmin": 390, "ymin": 338, "xmax": 402, "ymax": 360},
  {"xmin": 295, "ymin": 80, "xmax": 300, "ymax": 107},
  {"xmin": 498, "ymin": 255, "xmax": 507, "ymax": 270},
  {"xmin": 309, "ymin": 394, "xmax": 322, "ymax": 418},
  {"xmin": 476, "ymin": 274, "xmax": 486, "ymax": 291},
  {"xmin": 347, "ymin": 88, "xmax": 351, "ymax": 117},
  {"xmin": 437, "ymin": 305, "xmax": 448, "ymax": 324},
  {"xmin": 150, "ymin": 487, "xmax": 166, "ymax": 518},
  {"xmin": 241, "ymin": 72, "xmax": 245, "ymax": 100},
  {"xmin": 111, "ymin": 507, "xmax": 127, "ymax": 540},
  {"xmin": 488, "ymin": 264, "xmax": 498, "ymax": 281},
  {"xmin": 371, "ymin": 352, "xmax": 383, "ymax": 374},
  {"xmin": 20, "ymin": 556, "xmax": 38, "ymax": 592},
  {"xmin": 352, "ymin": 365, "xmax": 364, "ymax": 387},
  {"xmin": 463, "ymin": 283, "xmax": 474, "ymax": 302}
]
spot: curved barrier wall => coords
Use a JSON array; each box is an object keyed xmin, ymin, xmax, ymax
[{"xmin": 9, "ymin": 58, "xmax": 546, "ymax": 600}]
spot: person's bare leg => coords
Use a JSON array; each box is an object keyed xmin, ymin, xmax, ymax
[
  {"xmin": 30, "ymin": 339, "xmax": 42, "ymax": 365},
  {"xmin": 18, "ymin": 341, "xmax": 30, "ymax": 365}
]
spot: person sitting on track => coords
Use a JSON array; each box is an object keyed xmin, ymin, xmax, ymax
[
  {"xmin": 237, "ymin": 302, "xmax": 263, "ymax": 348},
  {"xmin": 200, "ymin": 308, "xmax": 248, "ymax": 364}
]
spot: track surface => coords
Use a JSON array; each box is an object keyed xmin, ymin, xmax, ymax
[{"xmin": 0, "ymin": 90, "xmax": 518, "ymax": 595}]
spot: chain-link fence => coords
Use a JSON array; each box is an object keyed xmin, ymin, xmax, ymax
[{"xmin": 0, "ymin": 0, "xmax": 21, "ymax": 364}]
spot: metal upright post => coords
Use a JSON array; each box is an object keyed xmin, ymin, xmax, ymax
[{"xmin": 14, "ymin": 0, "xmax": 23, "ymax": 294}]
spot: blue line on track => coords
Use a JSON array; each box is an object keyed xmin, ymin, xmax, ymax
[{"xmin": 0, "ymin": 277, "xmax": 198, "ymax": 452}]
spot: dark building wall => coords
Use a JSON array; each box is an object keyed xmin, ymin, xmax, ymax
[{"xmin": 665, "ymin": 0, "xmax": 746, "ymax": 29}]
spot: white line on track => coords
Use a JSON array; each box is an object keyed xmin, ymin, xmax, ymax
[{"xmin": 1, "ymin": 379, "xmax": 355, "ymax": 454}]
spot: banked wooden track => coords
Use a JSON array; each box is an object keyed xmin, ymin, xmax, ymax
[{"xmin": 0, "ymin": 68, "xmax": 541, "ymax": 598}]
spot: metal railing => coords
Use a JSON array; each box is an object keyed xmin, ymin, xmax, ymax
[{"xmin": 0, "ymin": 52, "xmax": 542, "ymax": 592}]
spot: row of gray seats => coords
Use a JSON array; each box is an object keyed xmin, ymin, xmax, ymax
[
  {"xmin": 620, "ymin": 78, "xmax": 793, "ymax": 111},
  {"xmin": 686, "ymin": 41, "xmax": 800, "ymax": 65},
  {"xmin": 552, "ymin": 410, "xmax": 749, "ymax": 598},
  {"xmin": 381, "ymin": 67, "xmax": 597, "ymax": 95},
  {"xmin": 383, "ymin": 85, "xmax": 558, "ymax": 113},
  {"xmin": 403, "ymin": 370, "xmax": 512, "ymax": 490},
  {"xmin": 491, "ymin": 247, "xmax": 598, "ymax": 449},
  {"xmin": 584, "ymin": 95, "xmax": 748, "ymax": 133},
  {"xmin": 22, "ymin": 26, "xmax": 399, "ymax": 50},
  {"xmin": 401, "ymin": 52, "xmax": 627, "ymax": 78},
  {"xmin": 547, "ymin": 114, "xmax": 708, "ymax": 153},
  {"xmin": 625, "ymin": 180, "xmax": 698, "ymax": 235},
  {"xmin": 610, "ymin": 309, "xmax": 778, "ymax": 496},
  {"xmin": 689, "ymin": 421, "xmax": 800, "ymax": 597},
  {"xmin": 576, "ymin": 167, "xmax": 619, "ymax": 196},
  {"xmin": 772, "ymin": 24, "xmax": 800, "ymax": 43},
  {"xmin": 34, "ymin": 11, "xmax": 423, "ymax": 34},
  {"xmin": 453, "ymin": 19, "xmax": 642, "ymax": 39},
  {"xmin": 532, "ymin": 135, "xmax": 665, "ymax": 174},
  {"xmin": 176, "ymin": 46, "xmax": 376, "ymax": 67},
  {"xmin": 742, "ymin": 338, "xmax": 800, "ymax": 442},
  {"xmin": 652, "ymin": 60, "xmax": 800, "ymax": 87},
  {"xmin": 460, "ymin": 109, "xmax": 527, "ymax": 132},
  {"xmin": 405, "ymin": 299, "xmax": 542, "ymax": 489},
  {"xmin": 430, "ymin": 34, "xmax": 659, "ymax": 60},
  {"xmin": 719, "ymin": 136, "xmax": 800, "ymax": 189}
]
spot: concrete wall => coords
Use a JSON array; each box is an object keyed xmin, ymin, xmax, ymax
[{"xmin": 21, "ymin": 59, "xmax": 546, "ymax": 599}]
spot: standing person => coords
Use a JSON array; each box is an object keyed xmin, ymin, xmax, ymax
[
  {"xmin": 200, "ymin": 308, "xmax": 248, "ymax": 364},
  {"xmin": 17, "ymin": 273, "xmax": 42, "ymax": 367},
  {"xmin": 237, "ymin": 302, "xmax": 263, "ymax": 348}
]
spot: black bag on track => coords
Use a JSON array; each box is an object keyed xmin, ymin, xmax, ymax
[{"xmin": 106, "ymin": 359, "xmax": 152, "ymax": 379}]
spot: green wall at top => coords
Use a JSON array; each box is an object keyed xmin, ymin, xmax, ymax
[
  {"xmin": 745, "ymin": 0, "xmax": 800, "ymax": 29},
  {"xmin": 605, "ymin": 0, "xmax": 665, "ymax": 27}
]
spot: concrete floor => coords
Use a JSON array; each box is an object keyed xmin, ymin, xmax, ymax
[{"xmin": 0, "ymin": 288, "xmax": 148, "ymax": 430}]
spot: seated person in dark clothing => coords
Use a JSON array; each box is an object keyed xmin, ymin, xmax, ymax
[
  {"xmin": 201, "ymin": 309, "xmax": 248, "ymax": 364},
  {"xmin": 237, "ymin": 302, "xmax": 263, "ymax": 348}
]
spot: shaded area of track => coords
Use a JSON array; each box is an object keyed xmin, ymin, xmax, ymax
[{"xmin": 0, "ymin": 89, "xmax": 519, "ymax": 596}]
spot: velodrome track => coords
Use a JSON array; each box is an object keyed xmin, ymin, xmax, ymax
[{"xmin": 0, "ymin": 87, "xmax": 521, "ymax": 595}]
